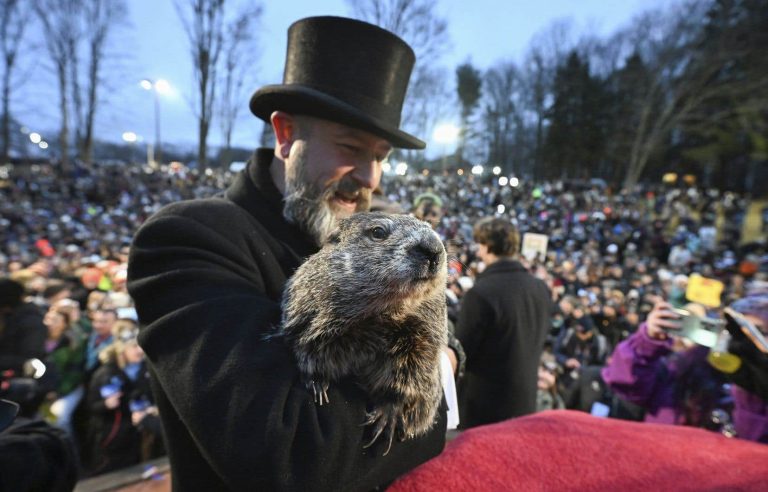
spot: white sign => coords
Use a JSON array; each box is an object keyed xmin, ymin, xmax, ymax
[{"xmin": 521, "ymin": 233, "xmax": 549, "ymax": 262}]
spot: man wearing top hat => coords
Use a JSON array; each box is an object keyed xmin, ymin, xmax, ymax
[{"xmin": 127, "ymin": 16, "xmax": 447, "ymax": 491}]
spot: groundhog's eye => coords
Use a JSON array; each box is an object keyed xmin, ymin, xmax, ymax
[{"xmin": 369, "ymin": 226, "xmax": 389, "ymax": 241}]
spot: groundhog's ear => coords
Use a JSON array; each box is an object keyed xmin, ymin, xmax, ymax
[{"xmin": 325, "ymin": 229, "xmax": 341, "ymax": 245}]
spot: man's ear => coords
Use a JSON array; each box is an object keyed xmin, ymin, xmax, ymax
[{"xmin": 271, "ymin": 111, "xmax": 295, "ymax": 159}]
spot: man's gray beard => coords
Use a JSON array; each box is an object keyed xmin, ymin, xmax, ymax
[
  {"xmin": 282, "ymin": 153, "xmax": 373, "ymax": 245},
  {"xmin": 283, "ymin": 176, "xmax": 337, "ymax": 246}
]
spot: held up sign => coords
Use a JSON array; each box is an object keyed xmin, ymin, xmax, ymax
[
  {"xmin": 521, "ymin": 233, "xmax": 549, "ymax": 262},
  {"xmin": 686, "ymin": 274, "xmax": 724, "ymax": 308}
]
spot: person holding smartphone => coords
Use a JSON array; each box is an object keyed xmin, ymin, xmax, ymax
[
  {"xmin": 601, "ymin": 293, "xmax": 768, "ymax": 443},
  {"xmin": 84, "ymin": 324, "xmax": 144, "ymax": 475}
]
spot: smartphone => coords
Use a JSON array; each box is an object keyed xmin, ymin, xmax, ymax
[
  {"xmin": 669, "ymin": 308, "xmax": 726, "ymax": 348},
  {"xmin": 723, "ymin": 307, "xmax": 768, "ymax": 354}
]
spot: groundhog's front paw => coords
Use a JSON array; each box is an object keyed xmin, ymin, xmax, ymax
[
  {"xmin": 301, "ymin": 376, "xmax": 330, "ymax": 406},
  {"xmin": 362, "ymin": 402, "xmax": 403, "ymax": 456},
  {"xmin": 401, "ymin": 395, "xmax": 440, "ymax": 437}
]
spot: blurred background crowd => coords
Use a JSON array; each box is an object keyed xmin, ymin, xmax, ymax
[{"xmin": 1, "ymin": 160, "xmax": 766, "ymax": 478}]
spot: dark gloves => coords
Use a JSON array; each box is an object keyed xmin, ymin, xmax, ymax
[{"xmin": 725, "ymin": 312, "xmax": 768, "ymax": 401}]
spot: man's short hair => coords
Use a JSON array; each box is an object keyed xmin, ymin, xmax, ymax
[
  {"xmin": 473, "ymin": 217, "xmax": 520, "ymax": 257},
  {"xmin": 0, "ymin": 278, "xmax": 24, "ymax": 309},
  {"xmin": 92, "ymin": 308, "xmax": 118, "ymax": 319}
]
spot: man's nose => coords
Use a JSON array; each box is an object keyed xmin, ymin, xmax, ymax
[{"xmin": 350, "ymin": 160, "xmax": 380, "ymax": 190}]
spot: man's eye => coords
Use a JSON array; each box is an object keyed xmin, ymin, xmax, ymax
[{"xmin": 369, "ymin": 226, "xmax": 388, "ymax": 240}]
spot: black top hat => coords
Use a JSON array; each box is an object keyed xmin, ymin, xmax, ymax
[{"xmin": 250, "ymin": 16, "xmax": 425, "ymax": 149}]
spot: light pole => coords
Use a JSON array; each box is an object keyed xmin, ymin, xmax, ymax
[
  {"xmin": 140, "ymin": 79, "xmax": 169, "ymax": 167},
  {"xmin": 433, "ymin": 123, "xmax": 460, "ymax": 173}
]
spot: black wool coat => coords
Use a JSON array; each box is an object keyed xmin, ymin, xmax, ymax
[
  {"xmin": 127, "ymin": 149, "xmax": 446, "ymax": 491},
  {"xmin": 455, "ymin": 259, "xmax": 552, "ymax": 428}
]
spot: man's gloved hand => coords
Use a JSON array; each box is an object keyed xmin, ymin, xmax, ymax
[{"xmin": 725, "ymin": 312, "xmax": 768, "ymax": 401}]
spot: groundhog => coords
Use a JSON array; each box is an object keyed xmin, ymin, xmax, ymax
[{"xmin": 280, "ymin": 212, "xmax": 448, "ymax": 455}]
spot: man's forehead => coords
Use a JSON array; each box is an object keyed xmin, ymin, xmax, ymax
[{"xmin": 312, "ymin": 117, "xmax": 392, "ymax": 150}]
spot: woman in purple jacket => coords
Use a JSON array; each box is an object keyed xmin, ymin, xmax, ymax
[{"xmin": 602, "ymin": 295, "xmax": 768, "ymax": 443}]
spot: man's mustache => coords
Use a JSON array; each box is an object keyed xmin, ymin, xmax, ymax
[{"xmin": 329, "ymin": 178, "xmax": 372, "ymax": 205}]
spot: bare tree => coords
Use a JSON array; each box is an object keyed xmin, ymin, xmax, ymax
[
  {"xmin": 0, "ymin": 0, "xmax": 29, "ymax": 162},
  {"xmin": 520, "ymin": 19, "xmax": 574, "ymax": 178},
  {"xmin": 176, "ymin": 0, "xmax": 226, "ymax": 168},
  {"xmin": 34, "ymin": 0, "xmax": 82, "ymax": 169},
  {"xmin": 614, "ymin": 1, "xmax": 768, "ymax": 188},
  {"xmin": 75, "ymin": 0, "xmax": 126, "ymax": 164},
  {"xmin": 483, "ymin": 61, "xmax": 523, "ymax": 174},
  {"xmin": 217, "ymin": 3, "xmax": 262, "ymax": 167},
  {"xmin": 347, "ymin": 0, "xmax": 451, "ymax": 163}
]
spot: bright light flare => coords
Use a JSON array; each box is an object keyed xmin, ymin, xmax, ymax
[
  {"xmin": 154, "ymin": 79, "xmax": 171, "ymax": 94},
  {"xmin": 471, "ymin": 165, "xmax": 483, "ymax": 175},
  {"xmin": 492, "ymin": 166, "xmax": 502, "ymax": 175},
  {"xmin": 395, "ymin": 162, "xmax": 408, "ymax": 176},
  {"xmin": 39, "ymin": 141, "xmax": 49, "ymax": 149},
  {"xmin": 498, "ymin": 176, "xmax": 509, "ymax": 186},
  {"xmin": 510, "ymin": 177, "xmax": 520, "ymax": 187},
  {"xmin": 122, "ymin": 131, "xmax": 138, "ymax": 143},
  {"xmin": 433, "ymin": 123, "xmax": 460, "ymax": 144},
  {"xmin": 29, "ymin": 132, "xmax": 41, "ymax": 144}
]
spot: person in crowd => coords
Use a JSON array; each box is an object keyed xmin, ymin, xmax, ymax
[
  {"xmin": 0, "ymin": 399, "xmax": 78, "ymax": 492},
  {"xmin": 554, "ymin": 307, "xmax": 610, "ymax": 383},
  {"xmin": 42, "ymin": 306, "xmax": 86, "ymax": 440},
  {"xmin": 593, "ymin": 301, "xmax": 635, "ymax": 350},
  {"xmin": 52, "ymin": 297, "xmax": 91, "ymax": 343},
  {"xmin": 602, "ymin": 295, "xmax": 768, "ymax": 442},
  {"xmin": 412, "ymin": 192, "xmax": 444, "ymax": 232},
  {"xmin": 85, "ymin": 324, "xmax": 146, "ymax": 475},
  {"xmin": 84, "ymin": 308, "xmax": 116, "ymax": 377},
  {"xmin": 0, "ymin": 278, "xmax": 46, "ymax": 374},
  {"xmin": 455, "ymin": 217, "xmax": 552, "ymax": 428},
  {"xmin": 127, "ymin": 16, "xmax": 450, "ymax": 491},
  {"xmin": 536, "ymin": 353, "xmax": 565, "ymax": 412}
]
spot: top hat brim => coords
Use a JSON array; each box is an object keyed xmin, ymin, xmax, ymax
[{"xmin": 250, "ymin": 85, "xmax": 426, "ymax": 150}]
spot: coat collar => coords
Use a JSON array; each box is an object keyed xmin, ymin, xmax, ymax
[
  {"xmin": 478, "ymin": 258, "xmax": 528, "ymax": 278},
  {"xmin": 225, "ymin": 148, "xmax": 319, "ymax": 263}
]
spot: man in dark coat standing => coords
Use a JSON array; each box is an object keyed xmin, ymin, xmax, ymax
[
  {"xmin": 127, "ymin": 17, "xmax": 446, "ymax": 492},
  {"xmin": 456, "ymin": 218, "xmax": 552, "ymax": 428}
]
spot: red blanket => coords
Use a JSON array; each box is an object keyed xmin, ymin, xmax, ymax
[{"xmin": 389, "ymin": 410, "xmax": 768, "ymax": 491}]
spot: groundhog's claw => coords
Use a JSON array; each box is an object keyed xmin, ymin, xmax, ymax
[
  {"xmin": 362, "ymin": 405, "xmax": 399, "ymax": 456},
  {"xmin": 308, "ymin": 379, "xmax": 329, "ymax": 406}
]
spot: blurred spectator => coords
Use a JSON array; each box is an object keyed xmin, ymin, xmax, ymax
[
  {"xmin": 85, "ymin": 325, "xmax": 146, "ymax": 475},
  {"xmin": 84, "ymin": 309, "xmax": 116, "ymax": 377},
  {"xmin": 0, "ymin": 279, "xmax": 46, "ymax": 374},
  {"xmin": 42, "ymin": 307, "xmax": 86, "ymax": 440},
  {"xmin": 456, "ymin": 217, "xmax": 552, "ymax": 428},
  {"xmin": 0, "ymin": 399, "xmax": 78, "ymax": 492},
  {"xmin": 536, "ymin": 354, "xmax": 565, "ymax": 412},
  {"xmin": 412, "ymin": 192, "xmax": 444, "ymax": 232},
  {"xmin": 602, "ymin": 299, "xmax": 768, "ymax": 442},
  {"xmin": 554, "ymin": 308, "xmax": 609, "ymax": 380}
]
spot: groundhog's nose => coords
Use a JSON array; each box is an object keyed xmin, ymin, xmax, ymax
[{"xmin": 410, "ymin": 240, "xmax": 443, "ymax": 274}]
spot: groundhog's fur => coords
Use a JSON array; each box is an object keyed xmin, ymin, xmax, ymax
[{"xmin": 281, "ymin": 212, "xmax": 448, "ymax": 454}]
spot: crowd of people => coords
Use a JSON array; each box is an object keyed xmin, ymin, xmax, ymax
[{"xmin": 1, "ymin": 157, "xmax": 767, "ymax": 479}]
